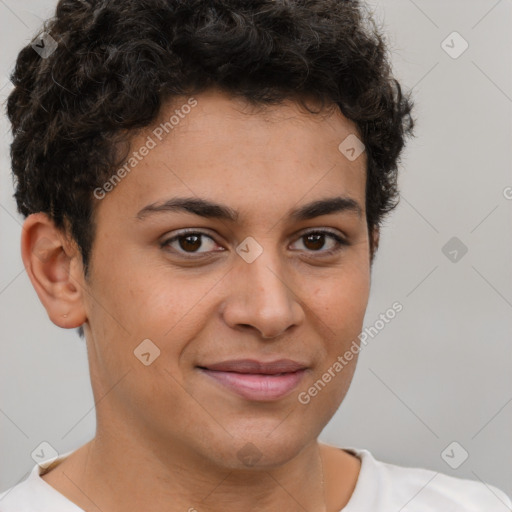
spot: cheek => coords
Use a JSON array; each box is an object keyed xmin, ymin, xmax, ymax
[
  {"xmin": 93, "ymin": 258, "xmax": 197, "ymax": 335},
  {"xmin": 312, "ymin": 267, "xmax": 370, "ymax": 333}
]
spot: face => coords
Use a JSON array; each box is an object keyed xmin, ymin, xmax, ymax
[{"xmin": 79, "ymin": 88, "xmax": 374, "ymax": 468}]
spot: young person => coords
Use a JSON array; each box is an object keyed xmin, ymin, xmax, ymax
[{"xmin": 1, "ymin": 0, "xmax": 510, "ymax": 510}]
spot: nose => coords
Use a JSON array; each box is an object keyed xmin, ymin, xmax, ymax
[{"xmin": 220, "ymin": 244, "xmax": 305, "ymax": 340}]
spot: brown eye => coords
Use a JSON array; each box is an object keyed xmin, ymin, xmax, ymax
[
  {"xmin": 161, "ymin": 231, "xmax": 222, "ymax": 257},
  {"xmin": 291, "ymin": 230, "xmax": 348, "ymax": 256},
  {"xmin": 178, "ymin": 234, "xmax": 202, "ymax": 252},
  {"xmin": 303, "ymin": 233, "xmax": 326, "ymax": 251}
]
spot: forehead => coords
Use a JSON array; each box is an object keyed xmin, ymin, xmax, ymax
[{"xmin": 95, "ymin": 89, "xmax": 367, "ymax": 225}]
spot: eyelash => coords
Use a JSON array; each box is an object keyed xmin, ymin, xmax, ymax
[{"xmin": 160, "ymin": 228, "xmax": 349, "ymax": 259}]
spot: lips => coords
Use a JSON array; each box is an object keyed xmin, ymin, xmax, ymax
[
  {"xmin": 201, "ymin": 359, "xmax": 307, "ymax": 374},
  {"xmin": 198, "ymin": 359, "xmax": 308, "ymax": 401}
]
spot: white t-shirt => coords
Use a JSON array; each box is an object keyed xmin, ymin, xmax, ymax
[{"xmin": 1, "ymin": 446, "xmax": 510, "ymax": 511}]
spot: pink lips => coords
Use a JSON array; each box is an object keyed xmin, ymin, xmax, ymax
[{"xmin": 198, "ymin": 359, "xmax": 307, "ymax": 401}]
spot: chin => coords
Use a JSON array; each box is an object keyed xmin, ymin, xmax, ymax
[
  {"xmin": 199, "ymin": 418, "xmax": 318, "ymax": 471},
  {"xmin": 228, "ymin": 437, "xmax": 310, "ymax": 471}
]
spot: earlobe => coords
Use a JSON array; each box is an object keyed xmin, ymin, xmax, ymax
[
  {"xmin": 20, "ymin": 213, "xmax": 87, "ymax": 330},
  {"xmin": 369, "ymin": 226, "xmax": 380, "ymax": 263},
  {"xmin": 372, "ymin": 227, "xmax": 380, "ymax": 253}
]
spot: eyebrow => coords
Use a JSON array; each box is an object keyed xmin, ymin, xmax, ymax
[{"xmin": 135, "ymin": 195, "xmax": 363, "ymax": 222}]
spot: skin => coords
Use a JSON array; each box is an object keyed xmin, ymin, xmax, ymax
[{"xmin": 22, "ymin": 87, "xmax": 379, "ymax": 512}]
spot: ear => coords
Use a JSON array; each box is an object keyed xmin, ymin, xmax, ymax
[
  {"xmin": 370, "ymin": 225, "xmax": 380, "ymax": 262},
  {"xmin": 20, "ymin": 213, "xmax": 88, "ymax": 330}
]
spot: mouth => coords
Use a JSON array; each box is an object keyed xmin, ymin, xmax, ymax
[{"xmin": 197, "ymin": 359, "xmax": 308, "ymax": 401}]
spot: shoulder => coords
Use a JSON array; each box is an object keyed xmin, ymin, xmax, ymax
[
  {"xmin": 0, "ymin": 451, "xmax": 82, "ymax": 512},
  {"xmin": 383, "ymin": 459, "xmax": 511, "ymax": 510},
  {"xmin": 345, "ymin": 447, "xmax": 512, "ymax": 511},
  {"xmin": 0, "ymin": 467, "xmax": 40, "ymax": 512}
]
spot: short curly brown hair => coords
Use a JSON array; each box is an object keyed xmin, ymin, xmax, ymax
[{"xmin": 7, "ymin": 0, "xmax": 413, "ymax": 337}]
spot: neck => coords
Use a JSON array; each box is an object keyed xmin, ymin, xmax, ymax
[{"xmin": 59, "ymin": 431, "xmax": 327, "ymax": 512}]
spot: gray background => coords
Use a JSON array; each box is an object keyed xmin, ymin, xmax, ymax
[{"xmin": 1, "ymin": 0, "xmax": 511, "ymax": 504}]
